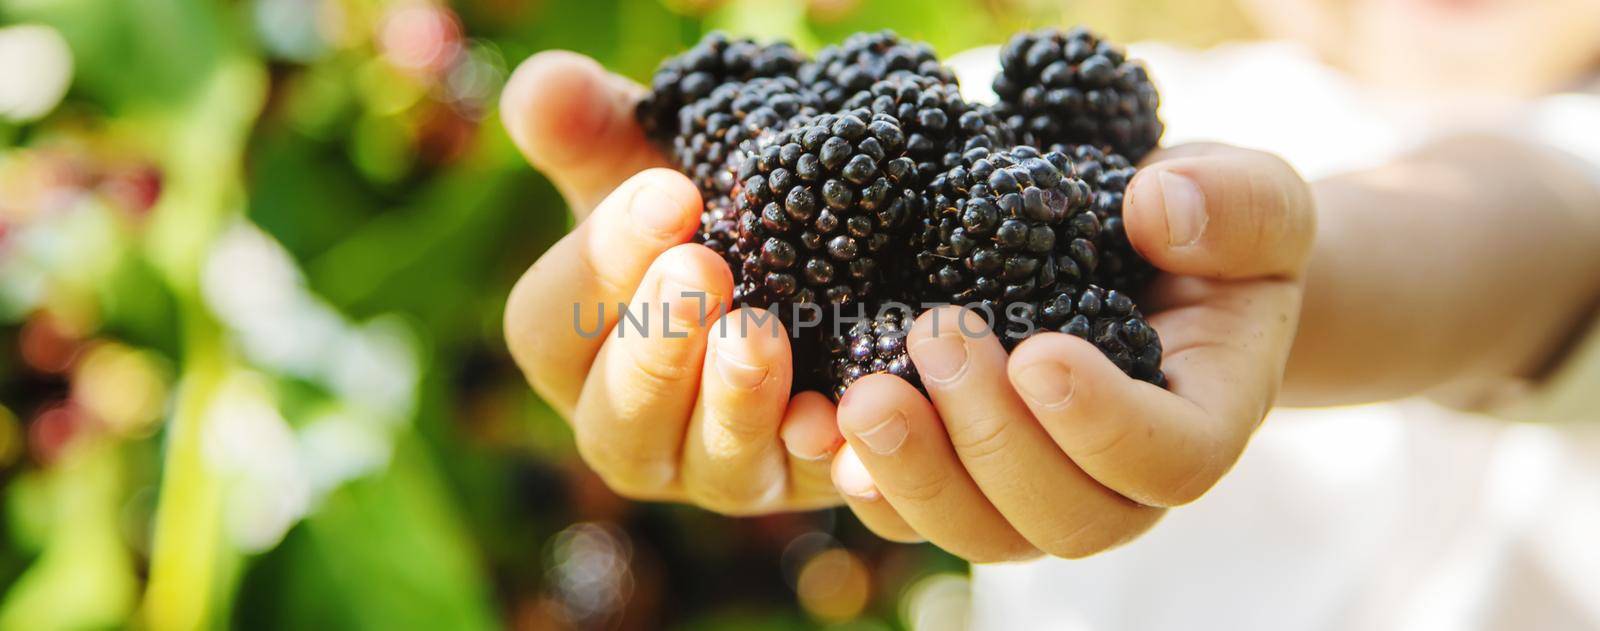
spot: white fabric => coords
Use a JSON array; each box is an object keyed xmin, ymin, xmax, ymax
[{"xmin": 947, "ymin": 42, "xmax": 1600, "ymax": 631}]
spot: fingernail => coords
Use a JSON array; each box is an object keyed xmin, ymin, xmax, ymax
[
  {"xmin": 785, "ymin": 438, "xmax": 836, "ymax": 462},
  {"xmin": 629, "ymin": 182, "xmax": 686, "ymax": 238},
  {"xmin": 1159, "ymin": 170, "xmax": 1207, "ymax": 247},
  {"xmin": 853, "ymin": 411, "xmax": 908, "ymax": 455},
  {"xmin": 911, "ymin": 334, "xmax": 968, "ymax": 385},
  {"xmin": 833, "ymin": 446, "xmax": 880, "ymax": 501},
  {"xmin": 715, "ymin": 341, "xmax": 769, "ymax": 391},
  {"xmin": 1013, "ymin": 362, "xmax": 1075, "ymax": 409}
]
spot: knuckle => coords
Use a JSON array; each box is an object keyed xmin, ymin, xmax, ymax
[
  {"xmin": 575, "ymin": 434, "xmax": 676, "ymax": 496},
  {"xmin": 1074, "ymin": 421, "xmax": 1134, "ymax": 461},
  {"xmin": 577, "ymin": 250, "xmax": 637, "ymax": 301},
  {"xmin": 957, "ymin": 539, "xmax": 1042, "ymax": 565},
  {"xmin": 597, "ymin": 469, "xmax": 675, "ymax": 502},
  {"xmin": 626, "ymin": 341, "xmax": 696, "ymax": 385},
  {"xmin": 947, "ymin": 416, "xmax": 1016, "ymax": 463},
  {"xmin": 887, "ymin": 466, "xmax": 954, "ymax": 504},
  {"xmin": 686, "ymin": 481, "xmax": 781, "ymax": 516},
  {"xmin": 710, "ymin": 410, "xmax": 779, "ymax": 445},
  {"xmin": 869, "ymin": 527, "xmax": 925, "ymax": 545},
  {"xmin": 1036, "ymin": 516, "xmax": 1114, "ymax": 559},
  {"xmin": 1151, "ymin": 458, "xmax": 1224, "ymax": 507}
]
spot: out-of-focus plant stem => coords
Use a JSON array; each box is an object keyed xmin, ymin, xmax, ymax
[{"xmin": 137, "ymin": 56, "xmax": 266, "ymax": 631}]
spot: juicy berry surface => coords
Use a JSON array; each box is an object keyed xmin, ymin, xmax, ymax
[{"xmin": 994, "ymin": 27, "xmax": 1163, "ymax": 162}]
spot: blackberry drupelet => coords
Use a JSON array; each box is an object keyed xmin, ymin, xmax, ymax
[
  {"xmin": 993, "ymin": 27, "xmax": 1163, "ymax": 162},
  {"xmin": 998, "ymin": 285, "xmax": 1165, "ymax": 386},
  {"xmin": 912, "ymin": 146, "xmax": 1098, "ymax": 305},
  {"xmin": 1057, "ymin": 143, "xmax": 1156, "ymax": 290},
  {"xmin": 636, "ymin": 32, "xmax": 807, "ymax": 144},
  {"xmin": 825, "ymin": 306, "xmax": 919, "ymax": 400},
  {"xmin": 733, "ymin": 110, "xmax": 923, "ymax": 309},
  {"xmin": 800, "ymin": 30, "xmax": 956, "ymax": 110},
  {"xmin": 842, "ymin": 74, "xmax": 1014, "ymax": 183}
]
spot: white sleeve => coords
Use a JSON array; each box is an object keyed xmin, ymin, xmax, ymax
[
  {"xmin": 1527, "ymin": 93, "xmax": 1600, "ymax": 190},
  {"xmin": 1489, "ymin": 93, "xmax": 1600, "ymax": 423}
]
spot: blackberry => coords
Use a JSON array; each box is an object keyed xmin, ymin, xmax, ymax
[
  {"xmin": 697, "ymin": 196, "xmax": 742, "ymax": 266},
  {"xmin": 675, "ymin": 79, "xmax": 822, "ymax": 270},
  {"xmin": 675, "ymin": 76, "xmax": 823, "ymax": 222},
  {"xmin": 842, "ymin": 74, "xmax": 1015, "ymax": 183},
  {"xmin": 825, "ymin": 306, "xmax": 919, "ymax": 400},
  {"xmin": 912, "ymin": 146, "xmax": 1099, "ymax": 305},
  {"xmin": 799, "ymin": 30, "xmax": 957, "ymax": 110},
  {"xmin": 733, "ymin": 110, "xmax": 922, "ymax": 309},
  {"xmin": 997, "ymin": 285, "xmax": 1165, "ymax": 386},
  {"xmin": 993, "ymin": 27, "xmax": 1163, "ymax": 162},
  {"xmin": 636, "ymin": 32, "xmax": 807, "ymax": 143},
  {"xmin": 1057, "ymin": 143, "xmax": 1156, "ymax": 290}
]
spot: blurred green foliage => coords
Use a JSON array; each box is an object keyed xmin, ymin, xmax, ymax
[{"xmin": 0, "ymin": 0, "xmax": 1249, "ymax": 629}]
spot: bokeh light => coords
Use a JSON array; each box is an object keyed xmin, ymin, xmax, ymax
[
  {"xmin": 71, "ymin": 342, "xmax": 169, "ymax": 438},
  {"xmin": 545, "ymin": 521, "xmax": 635, "ymax": 627},
  {"xmin": 0, "ymin": 25, "xmax": 72, "ymax": 122},
  {"xmin": 796, "ymin": 547, "xmax": 872, "ymax": 623},
  {"xmin": 27, "ymin": 401, "xmax": 86, "ymax": 466},
  {"xmin": 378, "ymin": 2, "xmax": 462, "ymax": 75},
  {"xmin": 19, "ymin": 313, "xmax": 82, "ymax": 374},
  {"xmin": 900, "ymin": 572, "xmax": 972, "ymax": 631}
]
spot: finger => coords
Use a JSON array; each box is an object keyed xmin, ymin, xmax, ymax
[
  {"xmin": 1010, "ymin": 275, "xmax": 1299, "ymax": 507},
  {"xmin": 571, "ymin": 244, "xmax": 733, "ymax": 498},
  {"xmin": 907, "ymin": 307, "xmax": 1164, "ymax": 557},
  {"xmin": 681, "ymin": 308, "xmax": 794, "ymax": 515},
  {"xmin": 501, "ymin": 50, "xmax": 668, "ymax": 215},
  {"xmin": 833, "ymin": 445, "xmax": 924, "ymax": 543},
  {"xmin": 781, "ymin": 391, "xmax": 847, "ymax": 508},
  {"xmin": 505, "ymin": 169, "xmax": 701, "ymax": 416},
  {"xmin": 836, "ymin": 374, "xmax": 1038, "ymax": 563},
  {"xmin": 1123, "ymin": 144, "xmax": 1316, "ymax": 279}
]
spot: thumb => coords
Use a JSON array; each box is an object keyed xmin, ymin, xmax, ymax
[
  {"xmin": 501, "ymin": 50, "xmax": 669, "ymax": 217},
  {"xmin": 1122, "ymin": 144, "xmax": 1316, "ymax": 279}
]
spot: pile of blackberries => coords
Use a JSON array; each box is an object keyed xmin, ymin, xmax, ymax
[{"xmin": 637, "ymin": 27, "xmax": 1168, "ymax": 398}]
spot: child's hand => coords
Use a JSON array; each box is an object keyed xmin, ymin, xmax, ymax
[
  {"xmin": 501, "ymin": 52, "xmax": 845, "ymax": 514},
  {"xmin": 830, "ymin": 144, "xmax": 1316, "ymax": 561}
]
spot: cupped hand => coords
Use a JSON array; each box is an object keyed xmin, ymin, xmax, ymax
[
  {"xmin": 832, "ymin": 144, "xmax": 1316, "ymax": 561},
  {"xmin": 501, "ymin": 51, "xmax": 844, "ymax": 514}
]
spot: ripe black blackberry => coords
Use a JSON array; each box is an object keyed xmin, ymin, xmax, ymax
[
  {"xmin": 676, "ymin": 77, "xmax": 823, "ymax": 267},
  {"xmin": 993, "ymin": 27, "xmax": 1163, "ymax": 162},
  {"xmin": 842, "ymin": 74, "xmax": 1014, "ymax": 183},
  {"xmin": 1057, "ymin": 143, "xmax": 1156, "ymax": 290},
  {"xmin": 912, "ymin": 146, "xmax": 1099, "ymax": 305},
  {"xmin": 733, "ymin": 110, "xmax": 922, "ymax": 309},
  {"xmin": 799, "ymin": 30, "xmax": 957, "ymax": 110},
  {"xmin": 675, "ymin": 76, "xmax": 822, "ymax": 200},
  {"xmin": 825, "ymin": 306, "xmax": 920, "ymax": 400},
  {"xmin": 636, "ymin": 32, "xmax": 807, "ymax": 143},
  {"xmin": 997, "ymin": 285, "xmax": 1165, "ymax": 386}
]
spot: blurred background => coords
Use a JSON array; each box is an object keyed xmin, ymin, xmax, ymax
[{"xmin": 0, "ymin": 0, "xmax": 1250, "ymax": 628}]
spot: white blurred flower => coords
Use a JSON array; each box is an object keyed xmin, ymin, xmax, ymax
[
  {"xmin": 203, "ymin": 373, "xmax": 311, "ymax": 553},
  {"xmin": 325, "ymin": 315, "xmax": 418, "ymax": 420},
  {"xmin": 199, "ymin": 222, "xmax": 422, "ymax": 538},
  {"xmin": 0, "ymin": 25, "xmax": 72, "ymax": 122},
  {"xmin": 298, "ymin": 407, "xmax": 393, "ymax": 495}
]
